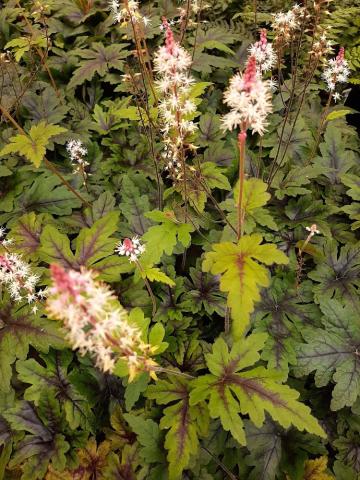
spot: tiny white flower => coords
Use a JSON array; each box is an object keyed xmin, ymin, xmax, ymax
[
  {"xmin": 306, "ymin": 224, "xmax": 320, "ymax": 236},
  {"xmin": 115, "ymin": 237, "xmax": 145, "ymax": 262}
]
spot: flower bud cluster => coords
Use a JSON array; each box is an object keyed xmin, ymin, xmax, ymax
[
  {"xmin": 249, "ymin": 29, "xmax": 276, "ymax": 74},
  {"xmin": 322, "ymin": 47, "xmax": 350, "ymax": 95},
  {"xmin": 0, "ymin": 250, "xmax": 44, "ymax": 314},
  {"xmin": 154, "ymin": 18, "xmax": 197, "ymax": 180},
  {"xmin": 47, "ymin": 264, "xmax": 157, "ymax": 380},
  {"xmin": 66, "ymin": 139, "xmax": 90, "ymax": 181},
  {"xmin": 181, "ymin": 0, "xmax": 209, "ymax": 14},
  {"xmin": 115, "ymin": 236, "xmax": 145, "ymax": 263},
  {"xmin": 272, "ymin": 4, "xmax": 306, "ymax": 43},
  {"xmin": 222, "ymin": 56, "xmax": 273, "ymax": 136},
  {"xmin": 109, "ymin": 0, "xmax": 150, "ymax": 26},
  {"xmin": 310, "ymin": 30, "xmax": 333, "ymax": 60}
]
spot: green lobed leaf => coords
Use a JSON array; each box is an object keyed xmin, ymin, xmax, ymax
[
  {"xmin": 203, "ymin": 235, "xmax": 289, "ymax": 337},
  {"xmin": 0, "ymin": 122, "xmax": 66, "ymax": 168},
  {"xmin": 0, "ymin": 302, "xmax": 66, "ymax": 392},
  {"xmin": 142, "ymin": 210, "xmax": 194, "ymax": 266},
  {"xmin": 147, "ymin": 376, "xmax": 207, "ymax": 479},
  {"xmin": 190, "ymin": 335, "xmax": 326, "ymax": 445},
  {"xmin": 295, "ymin": 299, "xmax": 360, "ymax": 410}
]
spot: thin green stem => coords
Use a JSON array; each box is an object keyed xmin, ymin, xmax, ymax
[{"xmin": 135, "ymin": 260, "xmax": 157, "ymax": 317}]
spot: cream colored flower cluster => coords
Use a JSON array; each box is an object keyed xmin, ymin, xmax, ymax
[
  {"xmin": 154, "ymin": 18, "xmax": 197, "ymax": 179},
  {"xmin": 109, "ymin": 0, "xmax": 150, "ymax": 26},
  {"xmin": 222, "ymin": 56, "xmax": 273, "ymax": 136},
  {"xmin": 47, "ymin": 264, "xmax": 157, "ymax": 380}
]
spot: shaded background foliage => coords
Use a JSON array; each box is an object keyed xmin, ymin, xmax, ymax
[{"xmin": 0, "ymin": 0, "xmax": 360, "ymax": 478}]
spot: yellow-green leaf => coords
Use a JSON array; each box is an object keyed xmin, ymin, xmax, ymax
[
  {"xmin": 142, "ymin": 267, "xmax": 175, "ymax": 286},
  {"xmin": 0, "ymin": 122, "xmax": 67, "ymax": 167},
  {"xmin": 190, "ymin": 335, "xmax": 326, "ymax": 446},
  {"xmin": 302, "ymin": 456, "xmax": 334, "ymax": 480},
  {"xmin": 325, "ymin": 109, "xmax": 353, "ymax": 122},
  {"xmin": 203, "ymin": 235, "xmax": 289, "ymax": 337}
]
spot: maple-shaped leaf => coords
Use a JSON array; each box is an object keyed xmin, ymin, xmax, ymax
[
  {"xmin": 282, "ymin": 196, "xmax": 332, "ymax": 237},
  {"xmin": 245, "ymin": 419, "xmax": 326, "ymax": 480},
  {"xmin": 314, "ymin": 124, "xmax": 357, "ymax": 184},
  {"xmin": 253, "ymin": 279, "xmax": 320, "ymax": 379},
  {"xmin": 203, "ymin": 234, "xmax": 289, "ymax": 337},
  {"xmin": 198, "ymin": 114, "xmax": 223, "ymax": 145},
  {"xmin": 190, "ymin": 334, "xmax": 326, "ymax": 447},
  {"xmin": 74, "ymin": 211, "xmax": 119, "ymax": 266},
  {"xmin": 302, "ymin": 456, "xmax": 334, "ymax": 480},
  {"xmin": 272, "ymin": 165, "xmax": 324, "ymax": 200},
  {"xmin": 295, "ymin": 299, "xmax": 360, "ymax": 410},
  {"xmin": 119, "ymin": 174, "xmax": 152, "ymax": 237},
  {"xmin": 39, "ymin": 225, "xmax": 75, "ymax": 268},
  {"xmin": 22, "ymin": 85, "xmax": 69, "ymax": 124},
  {"xmin": 264, "ymin": 116, "xmax": 312, "ymax": 164},
  {"xmin": 48, "ymin": 436, "xmax": 116, "ymax": 480},
  {"xmin": 5, "ymin": 35, "xmax": 47, "ymax": 61},
  {"xmin": 190, "ymin": 29, "xmax": 238, "ymax": 75},
  {"xmin": 146, "ymin": 376, "xmax": 208, "ymax": 480},
  {"xmin": 19, "ymin": 174, "xmax": 82, "ymax": 216},
  {"xmin": 308, "ymin": 240, "xmax": 360, "ymax": 305},
  {"xmin": 184, "ymin": 261, "xmax": 226, "ymax": 317},
  {"xmin": 104, "ymin": 446, "xmax": 140, "ymax": 479},
  {"xmin": 341, "ymin": 173, "xmax": 360, "ymax": 201},
  {"xmin": 123, "ymin": 413, "xmax": 165, "ymax": 464},
  {"xmin": 0, "ymin": 301, "xmax": 66, "ymax": 392},
  {"xmin": 4, "ymin": 394, "xmax": 70, "ymax": 480},
  {"xmin": 221, "ymin": 179, "xmax": 277, "ymax": 238},
  {"xmin": 333, "ymin": 433, "xmax": 360, "ymax": 479},
  {"xmin": 0, "ymin": 122, "xmax": 66, "ymax": 167},
  {"xmin": 69, "ymin": 43, "xmax": 130, "ymax": 89},
  {"xmin": 8, "ymin": 212, "xmax": 53, "ymax": 261},
  {"xmin": 39, "ymin": 212, "xmax": 131, "ymax": 281},
  {"xmin": 17, "ymin": 350, "xmax": 95, "ymax": 431},
  {"xmin": 151, "ymin": 267, "xmax": 195, "ymax": 323},
  {"xmin": 73, "ymin": 437, "xmax": 111, "ymax": 478},
  {"xmin": 244, "ymin": 420, "xmax": 282, "ymax": 480},
  {"xmin": 142, "ymin": 210, "xmax": 194, "ymax": 266}
]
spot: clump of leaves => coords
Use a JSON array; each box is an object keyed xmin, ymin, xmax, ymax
[{"xmin": 0, "ymin": 0, "xmax": 359, "ymax": 478}]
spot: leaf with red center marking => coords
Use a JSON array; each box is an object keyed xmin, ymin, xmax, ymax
[
  {"xmin": 9, "ymin": 212, "xmax": 52, "ymax": 261},
  {"xmin": 146, "ymin": 376, "xmax": 208, "ymax": 480},
  {"xmin": 189, "ymin": 335, "xmax": 326, "ymax": 446},
  {"xmin": 203, "ymin": 234, "xmax": 289, "ymax": 338}
]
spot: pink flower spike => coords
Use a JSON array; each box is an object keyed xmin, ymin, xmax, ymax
[
  {"xmin": 336, "ymin": 47, "xmax": 345, "ymax": 64},
  {"xmin": 260, "ymin": 29, "xmax": 267, "ymax": 47},
  {"xmin": 47, "ymin": 264, "xmax": 157, "ymax": 378},
  {"xmin": 50, "ymin": 263, "xmax": 84, "ymax": 298},
  {"xmin": 162, "ymin": 17, "xmax": 175, "ymax": 55},
  {"xmin": 243, "ymin": 56, "xmax": 257, "ymax": 92},
  {"xmin": 248, "ymin": 29, "xmax": 276, "ymax": 74}
]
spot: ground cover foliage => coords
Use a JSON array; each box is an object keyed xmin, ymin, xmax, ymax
[{"xmin": 0, "ymin": 0, "xmax": 360, "ymax": 478}]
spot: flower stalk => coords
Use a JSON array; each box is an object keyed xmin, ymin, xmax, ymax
[{"xmin": 237, "ymin": 130, "xmax": 247, "ymax": 240}]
